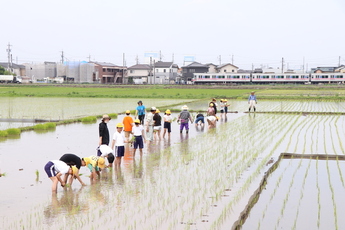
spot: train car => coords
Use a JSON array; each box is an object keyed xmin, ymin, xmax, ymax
[
  {"xmin": 192, "ymin": 73, "xmax": 251, "ymax": 84},
  {"xmin": 251, "ymin": 73, "xmax": 309, "ymax": 84},
  {"xmin": 310, "ymin": 73, "xmax": 344, "ymax": 84}
]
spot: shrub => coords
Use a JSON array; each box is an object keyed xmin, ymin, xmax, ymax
[
  {"xmin": 6, "ymin": 128, "xmax": 21, "ymax": 135},
  {"xmin": 0, "ymin": 130, "xmax": 8, "ymax": 137}
]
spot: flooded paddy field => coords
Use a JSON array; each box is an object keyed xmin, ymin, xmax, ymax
[
  {"xmin": 0, "ymin": 97, "xmax": 195, "ymax": 121},
  {"xmin": 1, "ymin": 99, "xmax": 345, "ymax": 229}
]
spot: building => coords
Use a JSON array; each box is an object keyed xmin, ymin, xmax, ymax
[
  {"xmin": 126, "ymin": 64, "xmax": 151, "ymax": 84},
  {"xmin": 205, "ymin": 63, "xmax": 217, "ymax": 73},
  {"xmin": 0, "ymin": 62, "xmax": 26, "ymax": 76},
  {"xmin": 152, "ymin": 61, "xmax": 178, "ymax": 84},
  {"xmin": 215, "ymin": 63, "xmax": 239, "ymax": 73},
  {"xmin": 311, "ymin": 67, "xmax": 338, "ymax": 73},
  {"xmin": 181, "ymin": 62, "xmax": 209, "ymax": 83},
  {"xmin": 92, "ymin": 62, "xmax": 126, "ymax": 84}
]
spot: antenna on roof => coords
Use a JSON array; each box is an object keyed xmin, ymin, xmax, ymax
[{"xmin": 136, "ymin": 55, "xmax": 139, "ymax": 64}]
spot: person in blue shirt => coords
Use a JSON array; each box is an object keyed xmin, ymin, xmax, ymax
[
  {"xmin": 248, "ymin": 91, "xmax": 257, "ymax": 112},
  {"xmin": 135, "ymin": 101, "xmax": 146, "ymax": 125}
]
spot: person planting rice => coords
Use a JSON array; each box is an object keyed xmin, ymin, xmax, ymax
[
  {"xmin": 123, "ymin": 110, "xmax": 134, "ymax": 138},
  {"xmin": 223, "ymin": 99, "xmax": 230, "ymax": 114},
  {"xmin": 206, "ymin": 103, "xmax": 217, "ymax": 128},
  {"xmin": 178, "ymin": 105, "xmax": 193, "ymax": 134},
  {"xmin": 82, "ymin": 155, "xmax": 106, "ymax": 182},
  {"xmin": 194, "ymin": 113, "xmax": 205, "ymax": 127},
  {"xmin": 248, "ymin": 91, "xmax": 257, "ymax": 112},
  {"xmin": 68, "ymin": 166, "xmax": 86, "ymax": 186},
  {"xmin": 135, "ymin": 100, "xmax": 146, "ymax": 125},
  {"xmin": 162, "ymin": 109, "xmax": 172, "ymax": 138},
  {"xmin": 98, "ymin": 144, "xmax": 115, "ymax": 168},
  {"xmin": 153, "ymin": 109, "xmax": 162, "ymax": 140},
  {"xmin": 44, "ymin": 160, "xmax": 72, "ymax": 192},
  {"xmin": 59, "ymin": 153, "xmax": 86, "ymax": 185},
  {"xmin": 219, "ymin": 99, "xmax": 226, "ymax": 118},
  {"xmin": 111, "ymin": 123, "xmax": 130, "ymax": 167},
  {"xmin": 132, "ymin": 119, "xmax": 145, "ymax": 157},
  {"xmin": 209, "ymin": 98, "xmax": 218, "ymax": 114}
]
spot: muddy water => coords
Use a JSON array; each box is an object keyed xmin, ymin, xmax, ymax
[
  {"xmin": 0, "ymin": 112, "xmax": 244, "ymax": 229},
  {"xmin": 1, "ymin": 110, "xmax": 345, "ymax": 229},
  {"xmin": 240, "ymin": 158, "xmax": 345, "ymax": 230}
]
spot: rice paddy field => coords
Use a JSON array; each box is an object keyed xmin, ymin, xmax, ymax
[{"xmin": 1, "ymin": 94, "xmax": 345, "ymax": 229}]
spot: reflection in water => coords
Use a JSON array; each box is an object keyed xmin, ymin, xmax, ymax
[
  {"xmin": 44, "ymin": 187, "xmax": 86, "ymax": 220},
  {"xmin": 133, "ymin": 158, "xmax": 143, "ymax": 179}
]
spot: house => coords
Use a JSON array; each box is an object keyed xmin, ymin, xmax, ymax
[
  {"xmin": 311, "ymin": 67, "xmax": 338, "ymax": 73},
  {"xmin": 205, "ymin": 63, "xmax": 217, "ymax": 73},
  {"xmin": 92, "ymin": 62, "xmax": 126, "ymax": 84},
  {"xmin": 153, "ymin": 61, "xmax": 179, "ymax": 84},
  {"xmin": 215, "ymin": 63, "xmax": 239, "ymax": 73},
  {"xmin": 335, "ymin": 65, "xmax": 345, "ymax": 73},
  {"xmin": 181, "ymin": 62, "xmax": 209, "ymax": 84},
  {"xmin": 126, "ymin": 64, "xmax": 151, "ymax": 84},
  {"xmin": 0, "ymin": 62, "xmax": 26, "ymax": 76}
]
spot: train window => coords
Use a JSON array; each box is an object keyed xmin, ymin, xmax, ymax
[
  {"xmin": 218, "ymin": 76, "xmax": 225, "ymax": 79},
  {"xmin": 205, "ymin": 76, "xmax": 210, "ymax": 78}
]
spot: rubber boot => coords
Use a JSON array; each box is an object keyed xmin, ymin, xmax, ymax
[
  {"xmin": 249, "ymin": 108, "xmax": 251, "ymax": 112},
  {"xmin": 254, "ymin": 107, "xmax": 256, "ymax": 112}
]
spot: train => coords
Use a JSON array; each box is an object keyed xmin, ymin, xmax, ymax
[{"xmin": 192, "ymin": 72, "xmax": 345, "ymax": 84}]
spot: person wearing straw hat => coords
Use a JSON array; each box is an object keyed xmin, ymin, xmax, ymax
[
  {"xmin": 248, "ymin": 91, "xmax": 257, "ymax": 112},
  {"xmin": 223, "ymin": 99, "xmax": 230, "ymax": 114},
  {"xmin": 123, "ymin": 110, "xmax": 134, "ymax": 138},
  {"xmin": 111, "ymin": 123, "xmax": 130, "ymax": 167},
  {"xmin": 135, "ymin": 100, "xmax": 146, "ymax": 125},
  {"xmin": 132, "ymin": 118, "xmax": 145, "ymax": 157},
  {"xmin": 68, "ymin": 166, "xmax": 87, "ymax": 186},
  {"xmin": 178, "ymin": 105, "xmax": 193, "ymax": 134},
  {"xmin": 163, "ymin": 109, "xmax": 172, "ymax": 138},
  {"xmin": 98, "ymin": 114, "xmax": 111, "ymax": 156},
  {"xmin": 145, "ymin": 107, "xmax": 156, "ymax": 141}
]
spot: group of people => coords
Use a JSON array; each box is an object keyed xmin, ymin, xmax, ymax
[{"xmin": 44, "ymin": 92, "xmax": 258, "ymax": 192}]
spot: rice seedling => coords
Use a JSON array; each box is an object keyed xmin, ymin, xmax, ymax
[
  {"xmin": 35, "ymin": 170, "xmax": 39, "ymax": 182},
  {"xmin": 81, "ymin": 116, "xmax": 97, "ymax": 123},
  {"xmin": 0, "ymin": 130, "xmax": 8, "ymax": 137}
]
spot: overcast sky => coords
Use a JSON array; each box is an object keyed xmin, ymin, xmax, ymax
[{"xmin": 1, "ymin": 0, "xmax": 344, "ymax": 70}]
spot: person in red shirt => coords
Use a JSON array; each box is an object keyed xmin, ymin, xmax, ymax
[{"xmin": 122, "ymin": 110, "xmax": 134, "ymax": 138}]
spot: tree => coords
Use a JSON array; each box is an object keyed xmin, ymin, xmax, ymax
[{"xmin": 0, "ymin": 66, "xmax": 14, "ymax": 75}]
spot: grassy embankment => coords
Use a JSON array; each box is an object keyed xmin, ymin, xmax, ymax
[{"xmin": 1, "ymin": 84, "xmax": 345, "ymax": 100}]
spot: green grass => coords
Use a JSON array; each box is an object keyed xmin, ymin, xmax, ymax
[
  {"xmin": 6, "ymin": 128, "xmax": 21, "ymax": 135},
  {"xmin": 81, "ymin": 116, "xmax": 97, "ymax": 123},
  {"xmin": 0, "ymin": 130, "xmax": 8, "ymax": 137}
]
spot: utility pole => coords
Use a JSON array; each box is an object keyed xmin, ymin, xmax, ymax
[
  {"xmin": 281, "ymin": 57, "xmax": 284, "ymax": 73},
  {"xmin": 339, "ymin": 56, "xmax": 341, "ymax": 66},
  {"xmin": 136, "ymin": 55, "xmax": 139, "ymax": 64},
  {"xmin": 61, "ymin": 50, "xmax": 64, "ymax": 64},
  {"xmin": 6, "ymin": 43, "xmax": 12, "ymax": 71},
  {"xmin": 153, "ymin": 60, "xmax": 156, "ymax": 85},
  {"xmin": 150, "ymin": 57, "xmax": 152, "ymax": 84},
  {"xmin": 87, "ymin": 54, "xmax": 91, "ymax": 62},
  {"xmin": 231, "ymin": 54, "xmax": 234, "ymax": 65},
  {"xmin": 172, "ymin": 53, "xmax": 174, "ymax": 63},
  {"xmin": 159, "ymin": 50, "xmax": 162, "ymax": 61},
  {"xmin": 252, "ymin": 63, "xmax": 254, "ymax": 72},
  {"xmin": 303, "ymin": 57, "xmax": 305, "ymax": 73},
  {"xmin": 218, "ymin": 55, "xmax": 221, "ymax": 65},
  {"xmin": 123, "ymin": 53, "xmax": 125, "ymax": 84}
]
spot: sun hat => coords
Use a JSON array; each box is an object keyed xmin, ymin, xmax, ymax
[
  {"xmin": 181, "ymin": 105, "xmax": 188, "ymax": 110},
  {"xmin": 210, "ymin": 103, "xmax": 214, "ymax": 106},
  {"xmin": 116, "ymin": 123, "xmax": 124, "ymax": 128},
  {"xmin": 102, "ymin": 114, "xmax": 111, "ymax": 120},
  {"xmin": 97, "ymin": 157, "xmax": 106, "ymax": 169},
  {"xmin": 134, "ymin": 119, "xmax": 140, "ymax": 123},
  {"xmin": 71, "ymin": 166, "xmax": 78, "ymax": 176},
  {"xmin": 155, "ymin": 109, "xmax": 160, "ymax": 113},
  {"xmin": 165, "ymin": 109, "xmax": 171, "ymax": 114},
  {"xmin": 100, "ymin": 145, "xmax": 113, "ymax": 156},
  {"xmin": 220, "ymin": 99, "xmax": 223, "ymax": 102},
  {"xmin": 224, "ymin": 99, "xmax": 228, "ymax": 102},
  {"xmin": 151, "ymin": 107, "xmax": 157, "ymax": 111},
  {"xmin": 251, "ymin": 91, "xmax": 255, "ymax": 93},
  {"xmin": 125, "ymin": 110, "xmax": 131, "ymax": 114}
]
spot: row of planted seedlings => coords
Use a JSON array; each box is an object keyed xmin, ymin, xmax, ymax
[
  {"xmin": 234, "ymin": 113, "xmax": 345, "ymax": 229},
  {"xmin": 7, "ymin": 113, "xmax": 345, "ymax": 229},
  {"xmin": 10, "ymin": 113, "xmax": 299, "ymax": 229}
]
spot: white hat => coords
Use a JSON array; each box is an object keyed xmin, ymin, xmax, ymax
[
  {"xmin": 181, "ymin": 105, "xmax": 188, "ymax": 110},
  {"xmin": 99, "ymin": 145, "xmax": 113, "ymax": 157},
  {"xmin": 151, "ymin": 107, "xmax": 157, "ymax": 111}
]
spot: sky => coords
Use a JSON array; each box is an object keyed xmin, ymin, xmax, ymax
[{"xmin": 1, "ymin": 0, "xmax": 345, "ymax": 70}]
